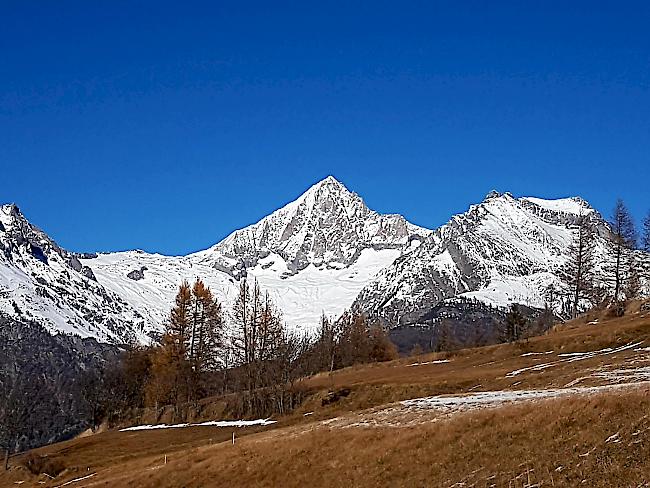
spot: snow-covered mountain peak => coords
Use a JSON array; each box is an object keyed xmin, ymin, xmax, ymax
[
  {"xmin": 0, "ymin": 203, "xmax": 23, "ymax": 231},
  {"xmin": 521, "ymin": 196, "xmax": 595, "ymax": 216},
  {"xmin": 192, "ymin": 176, "xmax": 430, "ymax": 278},
  {"xmin": 0, "ymin": 204, "xmax": 152, "ymax": 344},
  {"xmin": 352, "ymin": 191, "xmax": 613, "ymax": 325}
]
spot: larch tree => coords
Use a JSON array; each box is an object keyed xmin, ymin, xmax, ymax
[
  {"xmin": 564, "ymin": 214, "xmax": 597, "ymax": 318},
  {"xmin": 336, "ymin": 312, "xmax": 371, "ymax": 367},
  {"xmin": 188, "ymin": 279, "xmax": 224, "ymax": 374},
  {"xmin": 231, "ymin": 279, "xmax": 284, "ymax": 397},
  {"xmin": 145, "ymin": 333, "xmax": 186, "ymax": 410},
  {"xmin": 609, "ymin": 199, "xmax": 637, "ymax": 304},
  {"xmin": 168, "ymin": 280, "xmax": 192, "ymax": 355},
  {"xmin": 625, "ymin": 256, "xmax": 642, "ymax": 300},
  {"xmin": 147, "ymin": 278, "xmax": 224, "ymax": 408},
  {"xmin": 316, "ymin": 313, "xmax": 337, "ymax": 374}
]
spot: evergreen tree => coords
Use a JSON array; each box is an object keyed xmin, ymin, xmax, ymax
[
  {"xmin": 609, "ymin": 199, "xmax": 637, "ymax": 303},
  {"xmin": 503, "ymin": 303, "xmax": 527, "ymax": 342},
  {"xmin": 435, "ymin": 319, "xmax": 455, "ymax": 352}
]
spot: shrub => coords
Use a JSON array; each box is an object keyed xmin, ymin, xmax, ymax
[{"xmin": 21, "ymin": 453, "xmax": 65, "ymax": 477}]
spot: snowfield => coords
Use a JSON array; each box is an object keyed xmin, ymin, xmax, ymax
[{"xmin": 83, "ymin": 247, "xmax": 402, "ymax": 334}]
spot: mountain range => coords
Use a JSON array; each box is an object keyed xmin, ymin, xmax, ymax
[{"xmin": 1, "ymin": 177, "xmax": 646, "ymax": 345}]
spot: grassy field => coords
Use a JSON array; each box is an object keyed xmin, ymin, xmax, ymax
[{"xmin": 3, "ymin": 302, "xmax": 650, "ymax": 487}]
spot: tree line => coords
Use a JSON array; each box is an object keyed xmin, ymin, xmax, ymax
[
  {"xmin": 561, "ymin": 199, "xmax": 649, "ymax": 319},
  {"xmin": 84, "ymin": 277, "xmax": 398, "ymax": 425}
]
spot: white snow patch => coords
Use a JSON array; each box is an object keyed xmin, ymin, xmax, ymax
[
  {"xmin": 120, "ymin": 418, "xmax": 276, "ymax": 431},
  {"xmin": 506, "ymin": 342, "xmax": 643, "ymax": 377},
  {"xmin": 522, "ymin": 197, "xmax": 592, "ymax": 215},
  {"xmin": 406, "ymin": 360, "xmax": 450, "ymax": 367}
]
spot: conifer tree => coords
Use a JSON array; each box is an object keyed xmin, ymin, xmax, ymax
[
  {"xmin": 145, "ymin": 333, "xmax": 187, "ymax": 410},
  {"xmin": 168, "ymin": 280, "xmax": 192, "ymax": 355},
  {"xmin": 316, "ymin": 313, "xmax": 337, "ymax": 373},
  {"xmin": 503, "ymin": 303, "xmax": 527, "ymax": 342},
  {"xmin": 368, "ymin": 323, "xmax": 398, "ymax": 362},
  {"xmin": 188, "ymin": 279, "xmax": 223, "ymax": 374},
  {"xmin": 609, "ymin": 199, "xmax": 637, "ymax": 304},
  {"xmin": 148, "ymin": 279, "xmax": 224, "ymax": 407}
]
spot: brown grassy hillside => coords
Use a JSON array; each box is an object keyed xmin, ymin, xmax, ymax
[{"xmin": 3, "ymin": 303, "xmax": 650, "ymax": 487}]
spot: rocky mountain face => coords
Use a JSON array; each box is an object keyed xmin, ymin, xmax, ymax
[
  {"xmin": 1, "ymin": 181, "xmax": 647, "ymax": 347},
  {"xmin": 192, "ymin": 176, "xmax": 429, "ymax": 278},
  {"xmin": 351, "ymin": 192, "xmax": 617, "ymax": 326},
  {"xmin": 0, "ymin": 204, "xmax": 150, "ymax": 344},
  {"xmin": 0, "ymin": 177, "xmax": 429, "ymax": 341}
]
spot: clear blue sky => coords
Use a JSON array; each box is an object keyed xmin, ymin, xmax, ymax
[{"xmin": 2, "ymin": 2, "xmax": 649, "ymax": 255}]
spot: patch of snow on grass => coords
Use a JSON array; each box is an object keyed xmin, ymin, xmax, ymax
[
  {"xmin": 120, "ymin": 418, "xmax": 276, "ymax": 432},
  {"xmin": 406, "ymin": 360, "xmax": 450, "ymax": 367}
]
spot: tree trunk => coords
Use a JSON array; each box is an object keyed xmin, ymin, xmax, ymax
[{"xmin": 4, "ymin": 447, "xmax": 9, "ymax": 471}]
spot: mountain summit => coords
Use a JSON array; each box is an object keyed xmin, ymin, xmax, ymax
[
  {"xmin": 192, "ymin": 175, "xmax": 430, "ymax": 278},
  {"xmin": 2, "ymin": 181, "xmax": 645, "ymax": 345},
  {"xmin": 352, "ymin": 192, "xmax": 610, "ymax": 325},
  {"xmin": 0, "ymin": 204, "xmax": 149, "ymax": 343}
]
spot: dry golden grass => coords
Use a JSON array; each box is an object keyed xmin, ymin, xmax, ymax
[
  {"xmin": 15, "ymin": 388, "xmax": 649, "ymax": 487},
  {"xmin": 3, "ymin": 303, "xmax": 650, "ymax": 487}
]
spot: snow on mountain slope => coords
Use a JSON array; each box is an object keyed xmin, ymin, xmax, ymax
[
  {"xmin": 80, "ymin": 176, "xmax": 426, "ymax": 335},
  {"xmin": 82, "ymin": 247, "xmax": 403, "ymax": 334},
  {"xmin": 4, "ymin": 180, "xmax": 645, "ymax": 345},
  {"xmin": 351, "ymin": 191, "xmax": 615, "ymax": 324},
  {"xmin": 0, "ymin": 204, "xmax": 150, "ymax": 343},
  {"xmin": 191, "ymin": 176, "xmax": 429, "ymax": 278},
  {"xmin": 81, "ymin": 251, "xmax": 238, "ymax": 329},
  {"xmin": 1, "ymin": 177, "xmax": 427, "ymax": 343}
]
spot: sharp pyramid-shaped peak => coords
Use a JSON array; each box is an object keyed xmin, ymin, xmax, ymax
[
  {"xmin": 193, "ymin": 177, "xmax": 431, "ymax": 277},
  {"xmin": 0, "ymin": 203, "xmax": 23, "ymax": 229},
  {"xmin": 314, "ymin": 174, "xmax": 345, "ymax": 187},
  {"xmin": 289, "ymin": 175, "xmax": 359, "ymax": 211}
]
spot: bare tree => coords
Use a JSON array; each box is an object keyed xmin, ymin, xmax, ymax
[
  {"xmin": 231, "ymin": 279, "xmax": 285, "ymax": 411},
  {"xmin": 564, "ymin": 214, "xmax": 596, "ymax": 318},
  {"xmin": 315, "ymin": 313, "xmax": 337, "ymax": 374},
  {"xmin": 609, "ymin": 199, "xmax": 637, "ymax": 304}
]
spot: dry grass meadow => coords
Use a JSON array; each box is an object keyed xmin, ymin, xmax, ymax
[{"xmin": 3, "ymin": 302, "xmax": 650, "ymax": 487}]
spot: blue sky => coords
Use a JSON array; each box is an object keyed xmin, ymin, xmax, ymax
[{"xmin": 1, "ymin": 1, "xmax": 649, "ymax": 255}]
